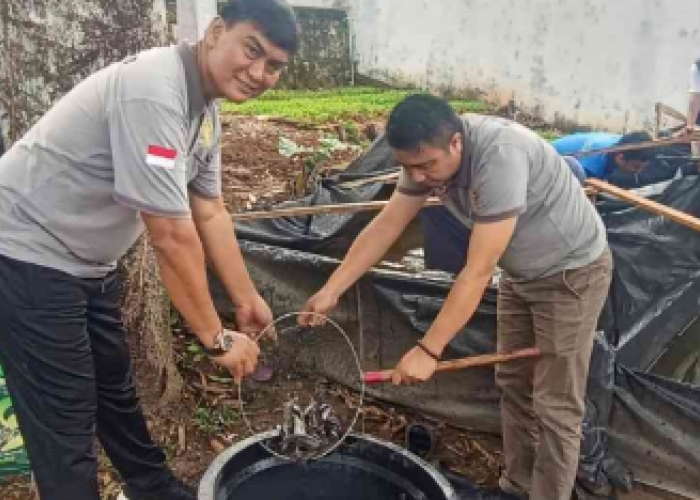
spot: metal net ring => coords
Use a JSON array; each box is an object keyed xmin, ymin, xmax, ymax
[{"xmin": 238, "ymin": 311, "xmax": 365, "ymax": 461}]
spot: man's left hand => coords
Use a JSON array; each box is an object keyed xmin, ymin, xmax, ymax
[
  {"xmin": 390, "ymin": 346, "xmax": 438, "ymax": 385},
  {"xmin": 234, "ymin": 294, "xmax": 275, "ymax": 340}
]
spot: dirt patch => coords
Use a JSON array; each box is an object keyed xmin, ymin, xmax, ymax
[
  {"xmin": 168, "ymin": 325, "xmax": 503, "ymax": 489},
  {"xmin": 220, "ymin": 115, "xmax": 364, "ymax": 213}
]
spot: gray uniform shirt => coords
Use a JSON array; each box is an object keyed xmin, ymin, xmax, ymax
[
  {"xmin": 398, "ymin": 114, "xmax": 607, "ymax": 280},
  {"xmin": 0, "ymin": 43, "xmax": 221, "ymax": 278}
]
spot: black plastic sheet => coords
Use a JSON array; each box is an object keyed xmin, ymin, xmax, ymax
[
  {"xmin": 599, "ymin": 175, "xmax": 700, "ymax": 370},
  {"xmin": 219, "ymin": 139, "xmax": 700, "ymax": 498}
]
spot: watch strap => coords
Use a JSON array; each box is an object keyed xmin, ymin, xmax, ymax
[
  {"xmin": 199, "ymin": 341, "xmax": 227, "ymax": 357},
  {"xmin": 198, "ymin": 329, "xmax": 228, "ymax": 357}
]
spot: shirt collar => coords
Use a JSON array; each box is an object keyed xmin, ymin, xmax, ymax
[{"xmin": 176, "ymin": 43, "xmax": 209, "ymax": 121}]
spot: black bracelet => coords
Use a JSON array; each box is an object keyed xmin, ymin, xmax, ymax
[{"xmin": 416, "ymin": 340, "xmax": 440, "ymax": 361}]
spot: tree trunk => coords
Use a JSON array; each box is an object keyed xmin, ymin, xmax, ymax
[{"xmin": 119, "ymin": 237, "xmax": 183, "ymax": 413}]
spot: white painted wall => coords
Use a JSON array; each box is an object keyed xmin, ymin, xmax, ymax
[{"xmin": 288, "ymin": 0, "xmax": 700, "ymax": 131}]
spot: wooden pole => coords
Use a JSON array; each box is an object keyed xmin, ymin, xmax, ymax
[
  {"xmin": 655, "ymin": 102, "xmax": 688, "ymax": 125},
  {"xmin": 232, "ymin": 197, "xmax": 443, "ymax": 221},
  {"xmin": 338, "ymin": 171, "xmax": 400, "ymax": 189},
  {"xmin": 363, "ymin": 348, "xmax": 542, "ymax": 384},
  {"xmin": 585, "ymin": 178, "xmax": 700, "ymax": 233},
  {"xmin": 572, "ymin": 133, "xmax": 700, "ymax": 158},
  {"xmin": 233, "ymin": 188, "xmax": 600, "ymax": 221}
]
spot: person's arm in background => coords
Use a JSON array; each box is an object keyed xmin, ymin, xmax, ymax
[{"xmin": 299, "ymin": 189, "xmax": 428, "ymax": 325}]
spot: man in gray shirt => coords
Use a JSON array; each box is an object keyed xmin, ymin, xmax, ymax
[
  {"xmin": 0, "ymin": 1, "xmax": 298, "ymax": 499},
  {"xmin": 300, "ymin": 95, "xmax": 612, "ymax": 500}
]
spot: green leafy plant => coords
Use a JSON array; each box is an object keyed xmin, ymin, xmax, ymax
[
  {"xmin": 538, "ymin": 128, "xmax": 564, "ymax": 141},
  {"xmin": 185, "ymin": 341, "xmax": 204, "ymax": 363},
  {"xmin": 342, "ymin": 121, "xmax": 363, "ymax": 144},
  {"xmin": 223, "ymin": 86, "xmax": 491, "ymax": 125},
  {"xmin": 279, "ymin": 135, "xmax": 359, "ymax": 195},
  {"xmin": 194, "ymin": 405, "xmax": 238, "ymax": 434}
]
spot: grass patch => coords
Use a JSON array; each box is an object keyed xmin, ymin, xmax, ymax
[
  {"xmin": 222, "ymin": 86, "xmax": 492, "ymax": 124},
  {"xmin": 538, "ymin": 128, "xmax": 564, "ymax": 141}
]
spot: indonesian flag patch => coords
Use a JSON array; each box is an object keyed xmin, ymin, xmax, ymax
[{"xmin": 146, "ymin": 145, "xmax": 177, "ymax": 168}]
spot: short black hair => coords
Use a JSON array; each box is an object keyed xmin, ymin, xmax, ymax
[
  {"xmin": 220, "ymin": 0, "xmax": 300, "ymax": 54},
  {"xmin": 618, "ymin": 131, "xmax": 655, "ymax": 162},
  {"xmin": 386, "ymin": 94, "xmax": 463, "ymax": 151}
]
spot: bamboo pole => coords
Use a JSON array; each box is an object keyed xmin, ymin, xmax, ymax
[
  {"xmin": 232, "ymin": 187, "xmax": 600, "ymax": 221},
  {"xmin": 572, "ymin": 133, "xmax": 700, "ymax": 158},
  {"xmin": 232, "ymin": 197, "xmax": 443, "ymax": 221},
  {"xmin": 233, "ymin": 180, "xmax": 700, "ymax": 234},
  {"xmin": 585, "ymin": 178, "xmax": 700, "ymax": 233}
]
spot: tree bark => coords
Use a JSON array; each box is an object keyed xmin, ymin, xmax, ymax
[{"xmin": 119, "ymin": 237, "xmax": 183, "ymax": 413}]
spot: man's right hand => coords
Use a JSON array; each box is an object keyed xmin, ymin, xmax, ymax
[
  {"xmin": 209, "ymin": 330, "xmax": 260, "ymax": 383},
  {"xmin": 298, "ymin": 288, "xmax": 339, "ymax": 326}
]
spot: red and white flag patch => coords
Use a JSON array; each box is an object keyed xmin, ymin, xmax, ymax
[{"xmin": 146, "ymin": 145, "xmax": 177, "ymax": 168}]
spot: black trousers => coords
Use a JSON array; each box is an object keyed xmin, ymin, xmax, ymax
[{"xmin": 0, "ymin": 254, "xmax": 171, "ymax": 500}]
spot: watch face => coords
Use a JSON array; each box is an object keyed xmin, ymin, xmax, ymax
[{"xmin": 219, "ymin": 331, "xmax": 235, "ymax": 351}]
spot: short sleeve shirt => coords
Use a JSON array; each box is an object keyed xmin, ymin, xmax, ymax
[
  {"xmin": 0, "ymin": 44, "xmax": 221, "ymax": 278},
  {"xmin": 398, "ymin": 115, "xmax": 607, "ymax": 280},
  {"xmin": 551, "ymin": 132, "xmax": 622, "ymax": 178}
]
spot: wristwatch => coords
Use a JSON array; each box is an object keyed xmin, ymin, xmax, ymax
[{"xmin": 199, "ymin": 329, "xmax": 235, "ymax": 357}]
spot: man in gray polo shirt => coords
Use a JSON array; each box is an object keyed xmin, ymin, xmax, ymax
[
  {"xmin": 0, "ymin": 1, "xmax": 298, "ymax": 499},
  {"xmin": 300, "ymin": 94, "xmax": 612, "ymax": 500}
]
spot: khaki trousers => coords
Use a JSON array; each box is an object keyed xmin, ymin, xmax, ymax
[{"xmin": 496, "ymin": 248, "xmax": 613, "ymax": 500}]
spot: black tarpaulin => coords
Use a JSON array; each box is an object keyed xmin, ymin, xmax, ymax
[{"xmin": 213, "ymin": 138, "xmax": 700, "ymax": 498}]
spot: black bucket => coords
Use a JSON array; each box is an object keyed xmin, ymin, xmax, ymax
[{"xmin": 199, "ymin": 432, "xmax": 457, "ymax": 500}]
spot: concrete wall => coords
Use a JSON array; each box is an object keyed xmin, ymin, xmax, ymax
[
  {"xmin": 0, "ymin": 0, "xmax": 167, "ymax": 142},
  {"xmin": 169, "ymin": 1, "xmax": 352, "ymax": 88},
  {"xmin": 290, "ymin": 0, "xmax": 700, "ymax": 131},
  {"xmin": 280, "ymin": 6, "xmax": 352, "ymax": 88}
]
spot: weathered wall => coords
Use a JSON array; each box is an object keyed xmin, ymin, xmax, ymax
[
  {"xmin": 290, "ymin": 0, "xmax": 700, "ymax": 131},
  {"xmin": 0, "ymin": 0, "xmax": 167, "ymax": 143},
  {"xmin": 279, "ymin": 6, "xmax": 351, "ymax": 89},
  {"xmin": 165, "ymin": 1, "xmax": 352, "ymax": 88}
]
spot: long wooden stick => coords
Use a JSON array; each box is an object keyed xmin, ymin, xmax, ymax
[
  {"xmin": 338, "ymin": 171, "xmax": 400, "ymax": 189},
  {"xmin": 363, "ymin": 347, "xmax": 541, "ymax": 384},
  {"xmin": 572, "ymin": 133, "xmax": 700, "ymax": 158},
  {"xmin": 585, "ymin": 178, "xmax": 700, "ymax": 233},
  {"xmin": 232, "ymin": 197, "xmax": 443, "ymax": 221},
  {"xmin": 232, "ymin": 188, "xmax": 602, "ymax": 221}
]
